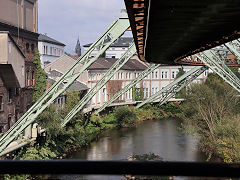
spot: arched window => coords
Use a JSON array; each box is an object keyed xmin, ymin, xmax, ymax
[
  {"xmin": 31, "ymin": 44, "xmax": 35, "ymax": 52},
  {"xmin": 26, "ymin": 43, "xmax": 30, "ymax": 52},
  {"xmin": 31, "ymin": 71, "xmax": 35, "ymax": 86}
]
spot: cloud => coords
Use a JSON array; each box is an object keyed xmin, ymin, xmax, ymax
[{"xmin": 38, "ymin": 0, "xmax": 126, "ymax": 54}]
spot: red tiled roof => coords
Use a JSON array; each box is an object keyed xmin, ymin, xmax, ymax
[{"xmin": 87, "ymin": 58, "xmax": 147, "ymax": 71}]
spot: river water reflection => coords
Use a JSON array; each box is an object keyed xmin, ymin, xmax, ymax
[{"xmin": 57, "ymin": 118, "xmax": 206, "ymax": 179}]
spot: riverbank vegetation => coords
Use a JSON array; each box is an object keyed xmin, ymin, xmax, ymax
[{"xmin": 180, "ymin": 73, "xmax": 240, "ymax": 162}]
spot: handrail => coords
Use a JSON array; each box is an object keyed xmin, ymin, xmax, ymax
[{"xmin": 0, "ymin": 160, "xmax": 240, "ymax": 177}]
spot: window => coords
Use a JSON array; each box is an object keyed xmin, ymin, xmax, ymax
[
  {"xmin": 135, "ymin": 72, "xmax": 137, "ymax": 78},
  {"xmin": 152, "ymin": 88, "xmax": 154, "ymax": 95},
  {"xmin": 92, "ymin": 73, "xmax": 95, "ymax": 80},
  {"xmin": 31, "ymin": 44, "xmax": 35, "ymax": 52},
  {"xmin": 7, "ymin": 89, "xmax": 12, "ymax": 103},
  {"xmin": 31, "ymin": 71, "xmax": 35, "ymax": 86},
  {"xmin": 112, "ymin": 56, "xmax": 115, "ymax": 58},
  {"xmin": 152, "ymin": 72, "xmax": 154, "ymax": 79},
  {"xmin": 0, "ymin": 96, "xmax": 3, "ymax": 111},
  {"xmin": 204, "ymin": 70, "xmax": 208, "ymax": 77},
  {"xmin": 146, "ymin": 88, "xmax": 148, "ymax": 98},
  {"xmin": 88, "ymin": 73, "xmax": 91, "ymax": 80},
  {"xmin": 118, "ymin": 72, "xmax": 120, "ymax": 79},
  {"xmin": 155, "ymin": 71, "xmax": 158, "ymax": 78},
  {"xmin": 155, "ymin": 87, "xmax": 158, "ymax": 93},
  {"xmin": 102, "ymin": 88, "xmax": 106, "ymax": 102},
  {"xmin": 161, "ymin": 71, "xmax": 164, "ymax": 79},
  {"xmin": 126, "ymin": 72, "xmax": 128, "ymax": 79},
  {"xmin": 165, "ymin": 71, "xmax": 168, "ymax": 78},
  {"xmin": 172, "ymin": 71, "xmax": 175, "ymax": 79},
  {"xmin": 129, "ymin": 73, "xmax": 131, "ymax": 79},
  {"xmin": 26, "ymin": 71, "xmax": 30, "ymax": 86},
  {"xmin": 121, "ymin": 73, "xmax": 123, "ymax": 79},
  {"xmin": 26, "ymin": 43, "xmax": 30, "ymax": 52}
]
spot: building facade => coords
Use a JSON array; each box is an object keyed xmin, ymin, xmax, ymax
[
  {"xmin": 38, "ymin": 34, "xmax": 65, "ymax": 67},
  {"xmin": 0, "ymin": 0, "xmax": 38, "ymax": 133},
  {"xmin": 83, "ymin": 37, "xmax": 133, "ymax": 58}
]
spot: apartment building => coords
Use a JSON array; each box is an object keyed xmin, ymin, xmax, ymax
[
  {"xmin": 38, "ymin": 34, "xmax": 65, "ymax": 67},
  {"xmin": 0, "ymin": 0, "xmax": 38, "ymax": 132}
]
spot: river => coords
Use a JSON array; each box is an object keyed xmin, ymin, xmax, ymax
[{"xmin": 56, "ymin": 118, "xmax": 206, "ymax": 180}]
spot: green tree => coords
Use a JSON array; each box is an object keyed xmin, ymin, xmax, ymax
[
  {"xmin": 33, "ymin": 51, "xmax": 48, "ymax": 102},
  {"xmin": 181, "ymin": 73, "xmax": 240, "ymax": 162},
  {"xmin": 132, "ymin": 86, "xmax": 143, "ymax": 101}
]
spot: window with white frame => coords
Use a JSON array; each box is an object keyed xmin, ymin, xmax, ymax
[
  {"xmin": 165, "ymin": 71, "xmax": 168, "ymax": 78},
  {"xmin": 88, "ymin": 73, "xmax": 91, "ymax": 81},
  {"xmin": 172, "ymin": 71, "xmax": 175, "ymax": 79},
  {"xmin": 152, "ymin": 72, "xmax": 154, "ymax": 79},
  {"xmin": 146, "ymin": 88, "xmax": 148, "ymax": 98},
  {"xmin": 121, "ymin": 72, "xmax": 123, "ymax": 79},
  {"xmin": 102, "ymin": 88, "xmax": 106, "ymax": 102},
  {"xmin": 92, "ymin": 73, "xmax": 95, "ymax": 81},
  {"xmin": 126, "ymin": 72, "xmax": 128, "ymax": 79},
  {"xmin": 135, "ymin": 72, "xmax": 137, "ymax": 78},
  {"xmin": 161, "ymin": 71, "xmax": 164, "ymax": 79},
  {"xmin": 152, "ymin": 87, "xmax": 154, "ymax": 95},
  {"xmin": 118, "ymin": 72, "xmax": 120, "ymax": 79},
  {"xmin": 155, "ymin": 87, "xmax": 158, "ymax": 93},
  {"xmin": 155, "ymin": 71, "xmax": 158, "ymax": 79},
  {"xmin": 129, "ymin": 73, "xmax": 131, "ymax": 79}
]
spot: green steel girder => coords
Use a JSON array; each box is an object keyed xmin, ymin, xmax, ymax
[
  {"xmin": 0, "ymin": 16, "xmax": 130, "ymax": 153},
  {"xmin": 196, "ymin": 50, "xmax": 240, "ymax": 92},
  {"xmin": 94, "ymin": 64, "xmax": 161, "ymax": 114},
  {"xmin": 136, "ymin": 66, "xmax": 208, "ymax": 108},
  {"xmin": 225, "ymin": 40, "xmax": 240, "ymax": 64},
  {"xmin": 61, "ymin": 43, "xmax": 137, "ymax": 126}
]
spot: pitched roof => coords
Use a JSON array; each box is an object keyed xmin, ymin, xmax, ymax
[
  {"xmin": 38, "ymin": 34, "xmax": 65, "ymax": 46},
  {"xmin": 87, "ymin": 58, "xmax": 148, "ymax": 71},
  {"xmin": 83, "ymin": 37, "xmax": 133, "ymax": 48}
]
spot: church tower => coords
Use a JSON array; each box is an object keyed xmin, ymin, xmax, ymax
[{"xmin": 75, "ymin": 37, "xmax": 81, "ymax": 57}]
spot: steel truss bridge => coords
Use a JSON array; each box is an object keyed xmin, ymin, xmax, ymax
[{"xmin": 1, "ymin": 2, "xmax": 240, "ymax": 158}]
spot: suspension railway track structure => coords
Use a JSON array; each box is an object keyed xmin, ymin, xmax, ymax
[{"xmin": 1, "ymin": 1, "xmax": 240, "ymax": 157}]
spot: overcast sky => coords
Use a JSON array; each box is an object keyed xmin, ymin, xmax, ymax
[{"xmin": 38, "ymin": 0, "xmax": 129, "ymax": 54}]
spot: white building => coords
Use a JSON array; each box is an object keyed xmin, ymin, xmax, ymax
[
  {"xmin": 83, "ymin": 37, "xmax": 133, "ymax": 58},
  {"xmin": 38, "ymin": 34, "xmax": 65, "ymax": 67}
]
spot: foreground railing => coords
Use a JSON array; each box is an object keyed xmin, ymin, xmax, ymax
[{"xmin": 0, "ymin": 160, "xmax": 240, "ymax": 178}]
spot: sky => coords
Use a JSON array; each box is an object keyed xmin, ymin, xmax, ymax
[{"xmin": 38, "ymin": 0, "xmax": 129, "ymax": 54}]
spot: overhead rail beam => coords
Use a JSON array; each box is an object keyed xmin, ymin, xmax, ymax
[
  {"xmin": 0, "ymin": 15, "xmax": 130, "ymax": 153},
  {"xmin": 61, "ymin": 43, "xmax": 136, "ymax": 126},
  {"xmin": 136, "ymin": 66, "xmax": 207, "ymax": 108},
  {"xmin": 95, "ymin": 63, "xmax": 160, "ymax": 114}
]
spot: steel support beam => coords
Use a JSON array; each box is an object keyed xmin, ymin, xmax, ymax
[
  {"xmin": 196, "ymin": 50, "xmax": 240, "ymax": 92},
  {"xmin": 0, "ymin": 16, "xmax": 130, "ymax": 153},
  {"xmin": 136, "ymin": 66, "xmax": 207, "ymax": 108},
  {"xmin": 61, "ymin": 43, "xmax": 136, "ymax": 126},
  {"xmin": 94, "ymin": 64, "xmax": 160, "ymax": 114}
]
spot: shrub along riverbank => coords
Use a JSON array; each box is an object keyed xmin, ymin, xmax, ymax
[
  {"xmin": 179, "ymin": 73, "xmax": 240, "ymax": 163},
  {"xmin": 11, "ymin": 102, "xmax": 182, "ymax": 161}
]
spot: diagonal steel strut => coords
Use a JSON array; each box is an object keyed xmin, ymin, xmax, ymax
[
  {"xmin": 61, "ymin": 43, "xmax": 137, "ymax": 126},
  {"xmin": 94, "ymin": 64, "xmax": 161, "ymax": 114},
  {"xmin": 196, "ymin": 49, "xmax": 240, "ymax": 92},
  {"xmin": 136, "ymin": 66, "xmax": 208, "ymax": 108},
  {"xmin": 0, "ymin": 16, "xmax": 130, "ymax": 153}
]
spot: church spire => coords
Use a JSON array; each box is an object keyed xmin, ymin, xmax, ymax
[{"xmin": 75, "ymin": 37, "xmax": 81, "ymax": 57}]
